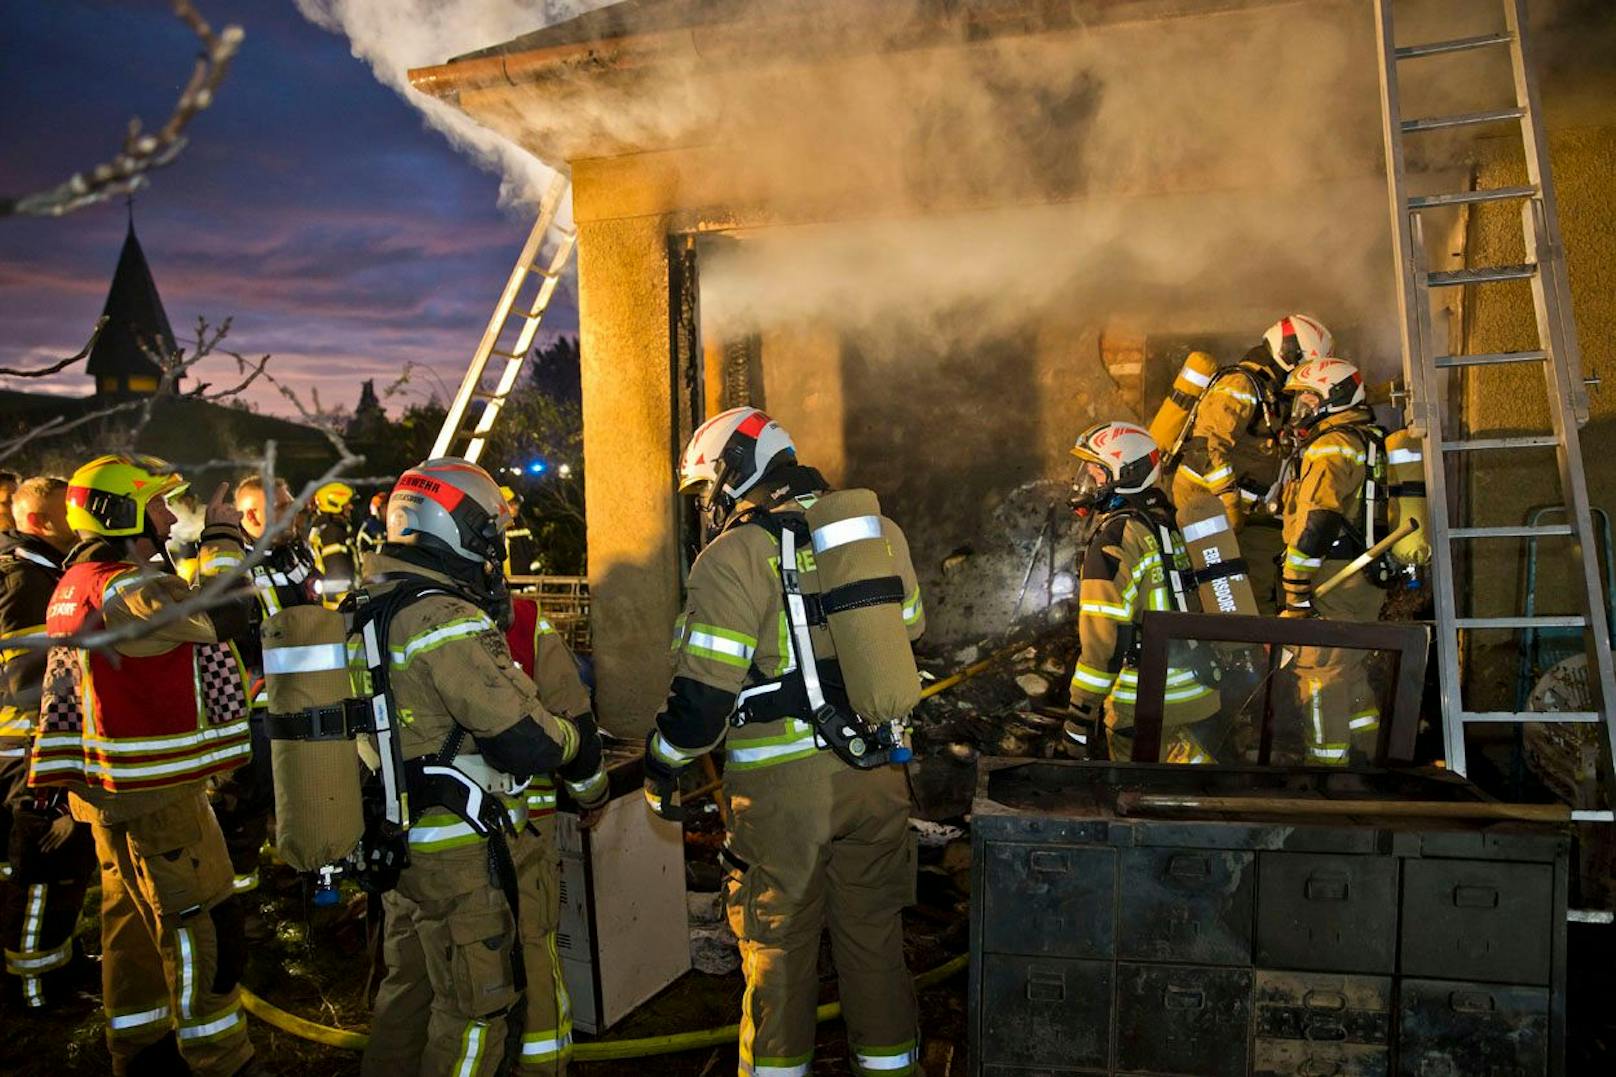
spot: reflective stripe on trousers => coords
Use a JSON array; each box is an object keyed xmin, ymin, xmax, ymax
[
  {"xmin": 453, "ymin": 1018, "xmax": 491, "ymax": 1077},
  {"xmin": 853, "ymin": 1039, "xmax": 920, "ymax": 1075}
]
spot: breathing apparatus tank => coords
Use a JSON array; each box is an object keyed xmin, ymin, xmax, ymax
[
  {"xmin": 1147, "ymin": 350, "xmax": 1221, "ymax": 457},
  {"xmin": 1177, "ymin": 493, "xmax": 1259, "ymax": 616},
  {"xmin": 805, "ymin": 489, "xmax": 920, "ymax": 722},
  {"xmin": 262, "ymin": 605, "xmax": 365, "ymax": 874},
  {"xmin": 1384, "ymin": 427, "xmax": 1432, "ymax": 566}
]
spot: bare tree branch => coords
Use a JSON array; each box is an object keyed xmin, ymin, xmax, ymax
[
  {"xmin": 0, "ymin": 318, "xmax": 108, "ymax": 378},
  {"xmin": 0, "ymin": 2, "xmax": 243, "ymax": 220}
]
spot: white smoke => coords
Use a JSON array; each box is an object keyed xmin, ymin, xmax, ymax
[{"xmin": 292, "ymin": 1, "xmax": 614, "ymax": 207}]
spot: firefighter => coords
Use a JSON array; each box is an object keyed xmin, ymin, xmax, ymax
[
  {"xmin": 354, "ymin": 491, "xmax": 388, "ymax": 569},
  {"xmin": 643, "ymin": 407, "xmax": 925, "ymax": 1077},
  {"xmin": 502, "ymin": 485, "xmax": 539, "ymax": 577},
  {"xmin": 1064, "ymin": 422, "xmax": 1224, "ymax": 763},
  {"xmin": 31, "ymin": 454, "xmax": 256, "ymax": 1075},
  {"xmin": 1, "ymin": 477, "xmax": 94, "ymax": 1010},
  {"xmin": 1278, "ymin": 358, "xmax": 1386, "ymax": 765},
  {"xmin": 1170, "ymin": 315, "xmax": 1334, "ymax": 614},
  {"xmin": 361, "ymin": 458, "xmax": 604, "ymax": 1077},
  {"xmin": 308, "ymin": 480, "xmax": 357, "ymax": 608},
  {"xmin": 504, "ymin": 594, "xmax": 608, "ymax": 1072}
]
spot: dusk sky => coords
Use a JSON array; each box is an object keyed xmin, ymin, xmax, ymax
[{"xmin": 0, "ymin": 0, "xmax": 579, "ymax": 417}]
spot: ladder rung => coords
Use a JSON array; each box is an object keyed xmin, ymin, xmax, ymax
[
  {"xmin": 1456, "ymin": 711, "xmax": 1602, "ymax": 724},
  {"xmin": 470, "ymin": 389, "xmax": 502, "ymax": 402},
  {"xmin": 1428, "ymin": 263, "xmax": 1537, "ymax": 286},
  {"xmin": 1434, "ymin": 350, "xmax": 1547, "ymax": 368},
  {"xmin": 1409, "ymin": 185, "xmax": 1537, "ymax": 209},
  {"xmin": 489, "ymin": 347, "xmax": 527, "ymax": 361},
  {"xmin": 1449, "ymin": 524, "xmax": 1574, "ymax": 539},
  {"xmin": 1455, "ymin": 615, "xmax": 1587, "ymax": 629},
  {"xmin": 1402, "ymin": 106, "xmax": 1525, "ymax": 133},
  {"xmin": 1395, "ymin": 32, "xmax": 1513, "ymax": 60},
  {"xmin": 1441, "ymin": 435, "xmax": 1559, "ymax": 452},
  {"xmin": 528, "ymin": 263, "xmax": 563, "ymax": 280}
]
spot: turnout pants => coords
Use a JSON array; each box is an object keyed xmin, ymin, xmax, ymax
[
  {"xmin": 514, "ymin": 825, "xmax": 571, "ymax": 1073},
  {"xmin": 364, "ymin": 840, "xmax": 525, "ymax": 1077},
  {"xmin": 209, "ymin": 714, "xmax": 273, "ymax": 896},
  {"xmin": 2, "ymin": 802, "xmax": 93, "ymax": 1008},
  {"xmin": 1291, "ymin": 564, "xmax": 1385, "ymax": 765},
  {"xmin": 723, "ymin": 755, "xmax": 919, "ymax": 1077},
  {"xmin": 91, "ymin": 788, "xmax": 252, "ymax": 1076}
]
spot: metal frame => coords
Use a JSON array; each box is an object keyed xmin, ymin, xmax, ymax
[
  {"xmin": 432, "ymin": 172, "xmax": 576, "ymax": 463},
  {"xmin": 1372, "ymin": 0, "xmax": 1616, "ymax": 805},
  {"xmin": 1131, "ymin": 610, "xmax": 1429, "ymax": 766}
]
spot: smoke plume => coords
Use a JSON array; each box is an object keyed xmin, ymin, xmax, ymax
[{"xmin": 292, "ymin": 1, "xmax": 613, "ymax": 209}]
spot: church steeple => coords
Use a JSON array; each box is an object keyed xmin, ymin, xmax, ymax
[{"xmin": 86, "ymin": 215, "xmax": 178, "ymax": 398}]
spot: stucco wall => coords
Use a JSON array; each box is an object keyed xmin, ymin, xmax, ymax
[
  {"xmin": 1461, "ymin": 122, "xmax": 1616, "ymax": 709},
  {"xmin": 573, "ymin": 196, "xmax": 681, "ymax": 736}
]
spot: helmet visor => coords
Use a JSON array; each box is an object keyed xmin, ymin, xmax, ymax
[{"xmin": 1069, "ymin": 462, "xmax": 1109, "ymax": 512}]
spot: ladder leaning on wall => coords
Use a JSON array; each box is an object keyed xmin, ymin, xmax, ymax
[
  {"xmin": 1373, "ymin": 0, "xmax": 1615, "ymax": 816},
  {"xmin": 432, "ymin": 172, "xmax": 577, "ymax": 464}
]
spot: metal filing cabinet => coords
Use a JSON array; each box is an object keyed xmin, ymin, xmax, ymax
[
  {"xmin": 968, "ymin": 760, "xmax": 1571, "ymax": 1077},
  {"xmin": 554, "ymin": 755, "xmax": 690, "ymax": 1033}
]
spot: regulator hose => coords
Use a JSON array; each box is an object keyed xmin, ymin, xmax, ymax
[{"xmin": 240, "ymin": 953, "xmax": 968, "ymax": 1059}]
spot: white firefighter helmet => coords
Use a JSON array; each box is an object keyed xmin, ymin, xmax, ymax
[
  {"xmin": 1070, "ymin": 421, "xmax": 1162, "ymax": 511},
  {"xmin": 1284, "ymin": 357, "xmax": 1366, "ymax": 428},
  {"xmin": 679, "ymin": 407, "xmax": 796, "ymax": 503},
  {"xmin": 387, "ymin": 458, "xmax": 513, "ymax": 567},
  {"xmin": 1262, "ymin": 314, "xmax": 1334, "ymax": 372}
]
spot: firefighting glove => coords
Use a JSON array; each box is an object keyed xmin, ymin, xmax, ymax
[{"xmin": 642, "ymin": 731, "xmax": 685, "ymax": 822}]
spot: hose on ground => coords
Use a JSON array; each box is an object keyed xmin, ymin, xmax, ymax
[{"xmin": 239, "ymin": 952, "xmax": 969, "ymax": 1059}]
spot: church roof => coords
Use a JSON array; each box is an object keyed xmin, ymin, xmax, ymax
[{"xmin": 86, "ymin": 221, "xmax": 178, "ymax": 380}]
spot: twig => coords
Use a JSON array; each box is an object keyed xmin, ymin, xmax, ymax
[
  {"xmin": 0, "ymin": 318, "xmax": 107, "ymax": 377},
  {"xmin": 1, "ymin": 3, "xmax": 243, "ymax": 220}
]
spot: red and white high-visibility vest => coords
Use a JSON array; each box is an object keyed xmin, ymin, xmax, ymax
[{"xmin": 29, "ymin": 560, "xmax": 251, "ymax": 793}]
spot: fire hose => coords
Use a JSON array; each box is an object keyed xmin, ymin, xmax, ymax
[{"xmin": 238, "ymin": 953, "xmax": 969, "ymax": 1058}]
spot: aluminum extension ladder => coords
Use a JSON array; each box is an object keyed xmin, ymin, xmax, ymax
[
  {"xmin": 431, "ymin": 172, "xmax": 577, "ymax": 464},
  {"xmin": 1373, "ymin": 0, "xmax": 1616, "ymax": 814}
]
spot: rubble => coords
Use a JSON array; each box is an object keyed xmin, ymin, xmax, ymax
[{"xmin": 686, "ymin": 891, "xmax": 740, "ymax": 976}]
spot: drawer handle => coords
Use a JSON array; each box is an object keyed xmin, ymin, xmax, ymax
[
  {"xmin": 1303, "ymin": 989, "xmax": 1347, "ymax": 1012},
  {"xmin": 1453, "ymin": 884, "xmax": 1499, "ymax": 909},
  {"xmin": 1303, "ymin": 1019, "xmax": 1348, "ymax": 1042},
  {"xmin": 1299, "ymin": 1059, "xmax": 1344, "ymax": 1077},
  {"xmin": 1028, "ymin": 850, "xmax": 1070, "ymax": 874},
  {"xmin": 1305, "ymin": 873, "xmax": 1350, "ymax": 902},
  {"xmin": 1026, "ymin": 969, "xmax": 1066, "ymax": 1003},
  {"xmin": 1164, "ymin": 986, "xmax": 1205, "ymax": 1010},
  {"xmin": 1450, "ymin": 990, "xmax": 1496, "ymax": 1014},
  {"xmin": 1168, "ymin": 853, "xmax": 1210, "ymax": 880}
]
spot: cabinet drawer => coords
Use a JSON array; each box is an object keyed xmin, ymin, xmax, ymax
[
  {"xmin": 1118, "ymin": 847, "xmax": 1255, "ymax": 966},
  {"xmin": 1397, "ymin": 978, "xmax": 1549, "ymax": 1077},
  {"xmin": 1400, "ymin": 860, "xmax": 1553, "ymax": 984},
  {"xmin": 1257, "ymin": 853, "xmax": 1398, "ymax": 974},
  {"xmin": 983, "ymin": 842, "xmax": 1115, "ymax": 959},
  {"xmin": 978, "ymin": 954, "xmax": 1111, "ymax": 1071},
  {"xmin": 1115, "ymin": 962, "xmax": 1251, "ymax": 1077},
  {"xmin": 1254, "ymin": 969, "xmax": 1390, "ymax": 1077}
]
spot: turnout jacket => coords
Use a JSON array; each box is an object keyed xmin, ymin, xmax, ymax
[
  {"xmin": 361, "ymin": 550, "xmax": 599, "ymax": 854},
  {"xmin": 649, "ymin": 468, "xmax": 924, "ymax": 776},
  {"xmin": 309, "ymin": 512, "xmax": 356, "ymax": 600},
  {"xmin": 1174, "ymin": 357, "xmax": 1285, "ymax": 513},
  {"xmin": 505, "ymin": 595, "xmax": 606, "ymax": 821},
  {"xmin": 1280, "ymin": 408, "xmax": 1379, "ymax": 612},
  {"xmin": 1069, "ymin": 490, "xmax": 1219, "ymax": 729},
  {"xmin": 31, "ymin": 531, "xmax": 257, "ymax": 825},
  {"xmin": 0, "ymin": 532, "xmax": 64, "ymax": 808}
]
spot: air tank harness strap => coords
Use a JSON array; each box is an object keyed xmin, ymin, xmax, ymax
[
  {"xmin": 403, "ymin": 724, "xmax": 528, "ymax": 999},
  {"xmin": 263, "ymin": 699, "xmax": 374, "ymax": 741},
  {"xmin": 750, "ymin": 513, "xmax": 905, "ymax": 770}
]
